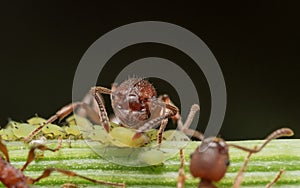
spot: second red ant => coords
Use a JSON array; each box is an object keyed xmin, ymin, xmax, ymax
[{"xmin": 177, "ymin": 128, "xmax": 294, "ymax": 188}]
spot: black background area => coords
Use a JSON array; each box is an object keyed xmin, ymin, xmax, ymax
[{"xmin": 0, "ymin": 1, "xmax": 299, "ymax": 140}]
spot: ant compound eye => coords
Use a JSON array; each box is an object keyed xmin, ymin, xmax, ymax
[
  {"xmin": 225, "ymin": 159, "xmax": 230, "ymax": 166},
  {"xmin": 190, "ymin": 152, "xmax": 194, "ymax": 159}
]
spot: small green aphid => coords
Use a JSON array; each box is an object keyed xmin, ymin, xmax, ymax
[
  {"xmin": 27, "ymin": 115, "xmax": 67, "ymax": 139},
  {"xmin": 87, "ymin": 121, "xmax": 150, "ymax": 147},
  {"xmin": 11, "ymin": 121, "xmax": 39, "ymax": 139},
  {"xmin": 62, "ymin": 125, "xmax": 81, "ymax": 138},
  {"xmin": 108, "ymin": 126, "xmax": 150, "ymax": 147},
  {"xmin": 66, "ymin": 115, "xmax": 93, "ymax": 139},
  {"xmin": 87, "ymin": 125, "xmax": 110, "ymax": 143},
  {"xmin": 27, "ymin": 115, "xmax": 47, "ymax": 125},
  {"xmin": 0, "ymin": 126, "xmax": 17, "ymax": 141},
  {"xmin": 41, "ymin": 123, "xmax": 66, "ymax": 139},
  {"xmin": 138, "ymin": 149, "xmax": 165, "ymax": 165}
]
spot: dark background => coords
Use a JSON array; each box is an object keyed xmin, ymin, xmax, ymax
[{"xmin": 0, "ymin": 1, "xmax": 299, "ymax": 140}]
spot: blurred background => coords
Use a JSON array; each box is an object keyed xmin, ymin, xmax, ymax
[{"xmin": 0, "ymin": 1, "xmax": 299, "ymax": 140}]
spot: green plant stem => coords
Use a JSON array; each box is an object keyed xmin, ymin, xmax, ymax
[{"xmin": 1, "ymin": 139, "xmax": 299, "ymax": 187}]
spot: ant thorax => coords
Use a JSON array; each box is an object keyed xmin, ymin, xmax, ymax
[{"xmin": 110, "ymin": 78, "xmax": 162, "ymax": 129}]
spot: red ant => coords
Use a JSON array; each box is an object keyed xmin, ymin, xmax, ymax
[
  {"xmin": 24, "ymin": 77, "xmax": 199, "ymax": 145},
  {"xmin": 177, "ymin": 128, "xmax": 294, "ymax": 188},
  {"xmin": 0, "ymin": 137, "xmax": 125, "ymax": 187}
]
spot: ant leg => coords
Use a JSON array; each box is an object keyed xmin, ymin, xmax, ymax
[
  {"xmin": 228, "ymin": 128, "xmax": 294, "ymax": 153},
  {"xmin": 90, "ymin": 87, "xmax": 112, "ymax": 133},
  {"xmin": 233, "ymin": 150, "xmax": 254, "ymax": 188},
  {"xmin": 0, "ymin": 138, "xmax": 10, "ymax": 162},
  {"xmin": 157, "ymin": 119, "xmax": 168, "ymax": 146},
  {"xmin": 229, "ymin": 128, "xmax": 293, "ymax": 187},
  {"xmin": 233, "ymin": 150, "xmax": 285, "ymax": 188},
  {"xmin": 24, "ymin": 103, "xmax": 81, "ymax": 142},
  {"xmin": 24, "ymin": 101, "xmax": 103, "ymax": 142},
  {"xmin": 29, "ymin": 168, "xmax": 125, "ymax": 187},
  {"xmin": 21, "ymin": 138, "xmax": 62, "ymax": 171},
  {"xmin": 133, "ymin": 102, "xmax": 178, "ymax": 139},
  {"xmin": 156, "ymin": 95, "xmax": 175, "ymax": 145},
  {"xmin": 177, "ymin": 148, "xmax": 185, "ymax": 188},
  {"xmin": 266, "ymin": 169, "xmax": 284, "ymax": 188},
  {"xmin": 176, "ymin": 104, "xmax": 203, "ymax": 140}
]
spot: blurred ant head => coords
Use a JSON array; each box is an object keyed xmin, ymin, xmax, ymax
[
  {"xmin": 111, "ymin": 78, "xmax": 158, "ymax": 128},
  {"xmin": 190, "ymin": 137, "xmax": 230, "ymax": 182}
]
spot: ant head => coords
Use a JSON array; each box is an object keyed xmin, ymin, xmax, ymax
[
  {"xmin": 111, "ymin": 78, "xmax": 157, "ymax": 128},
  {"xmin": 190, "ymin": 137, "xmax": 230, "ymax": 182}
]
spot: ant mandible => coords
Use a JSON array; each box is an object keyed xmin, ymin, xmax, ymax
[
  {"xmin": 177, "ymin": 128, "xmax": 294, "ymax": 188},
  {"xmin": 0, "ymin": 137, "xmax": 125, "ymax": 187},
  {"xmin": 24, "ymin": 77, "xmax": 199, "ymax": 144}
]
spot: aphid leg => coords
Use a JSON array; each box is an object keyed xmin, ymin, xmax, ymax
[
  {"xmin": 66, "ymin": 135, "xmax": 72, "ymax": 148},
  {"xmin": 228, "ymin": 128, "xmax": 294, "ymax": 153},
  {"xmin": 29, "ymin": 168, "xmax": 125, "ymax": 187},
  {"xmin": 21, "ymin": 137, "xmax": 62, "ymax": 171},
  {"xmin": 265, "ymin": 169, "xmax": 284, "ymax": 188},
  {"xmin": 0, "ymin": 137, "xmax": 10, "ymax": 162},
  {"xmin": 177, "ymin": 148, "xmax": 185, "ymax": 188},
  {"xmin": 133, "ymin": 103, "xmax": 178, "ymax": 140},
  {"xmin": 233, "ymin": 149, "xmax": 254, "ymax": 188},
  {"xmin": 90, "ymin": 87, "xmax": 112, "ymax": 133},
  {"xmin": 177, "ymin": 104, "xmax": 203, "ymax": 140}
]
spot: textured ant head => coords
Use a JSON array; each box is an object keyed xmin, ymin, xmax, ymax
[
  {"xmin": 190, "ymin": 137, "xmax": 230, "ymax": 182},
  {"xmin": 111, "ymin": 78, "xmax": 157, "ymax": 128}
]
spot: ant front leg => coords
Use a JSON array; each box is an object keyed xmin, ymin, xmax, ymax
[
  {"xmin": 133, "ymin": 100, "xmax": 178, "ymax": 140},
  {"xmin": 231, "ymin": 128, "xmax": 294, "ymax": 188},
  {"xmin": 0, "ymin": 137, "xmax": 10, "ymax": 162},
  {"xmin": 177, "ymin": 148, "xmax": 185, "ymax": 188},
  {"xmin": 21, "ymin": 137, "xmax": 62, "ymax": 171},
  {"xmin": 156, "ymin": 94, "xmax": 177, "ymax": 145},
  {"xmin": 266, "ymin": 169, "xmax": 285, "ymax": 188},
  {"xmin": 24, "ymin": 94, "xmax": 110, "ymax": 143},
  {"xmin": 233, "ymin": 150, "xmax": 254, "ymax": 188},
  {"xmin": 176, "ymin": 104, "xmax": 203, "ymax": 140},
  {"xmin": 29, "ymin": 168, "xmax": 125, "ymax": 187},
  {"xmin": 90, "ymin": 86, "xmax": 112, "ymax": 133},
  {"xmin": 24, "ymin": 102, "xmax": 84, "ymax": 142}
]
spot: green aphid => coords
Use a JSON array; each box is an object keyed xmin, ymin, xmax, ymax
[
  {"xmin": 41, "ymin": 123, "xmax": 67, "ymax": 139},
  {"xmin": 0, "ymin": 125, "xmax": 17, "ymax": 141},
  {"xmin": 109, "ymin": 126, "xmax": 150, "ymax": 147},
  {"xmin": 27, "ymin": 115, "xmax": 47, "ymax": 125},
  {"xmin": 138, "ymin": 149, "xmax": 165, "ymax": 165},
  {"xmin": 87, "ymin": 121, "xmax": 149, "ymax": 147},
  {"xmin": 66, "ymin": 115, "xmax": 93, "ymax": 131},
  {"xmin": 27, "ymin": 115, "xmax": 67, "ymax": 139},
  {"xmin": 66, "ymin": 115, "xmax": 94, "ymax": 139},
  {"xmin": 11, "ymin": 121, "xmax": 38, "ymax": 139},
  {"xmin": 87, "ymin": 125, "xmax": 110, "ymax": 143},
  {"xmin": 62, "ymin": 125, "xmax": 81, "ymax": 138},
  {"xmin": 145, "ymin": 129, "xmax": 158, "ymax": 141}
]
